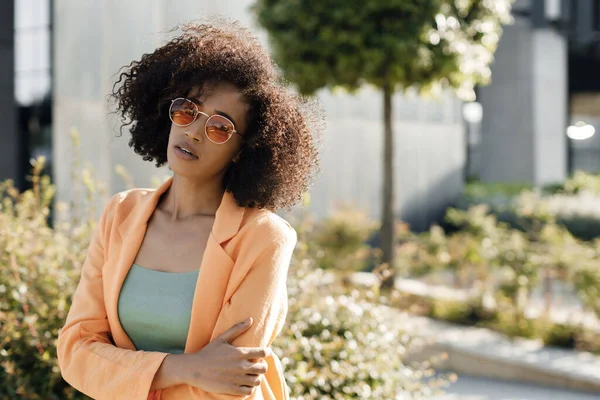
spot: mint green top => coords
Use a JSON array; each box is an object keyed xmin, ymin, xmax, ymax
[{"xmin": 117, "ymin": 264, "xmax": 199, "ymax": 354}]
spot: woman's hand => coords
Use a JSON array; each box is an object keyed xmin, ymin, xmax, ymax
[{"xmin": 182, "ymin": 318, "xmax": 271, "ymax": 396}]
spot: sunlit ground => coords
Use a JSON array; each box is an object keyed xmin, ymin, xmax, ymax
[{"xmin": 435, "ymin": 375, "xmax": 599, "ymax": 400}]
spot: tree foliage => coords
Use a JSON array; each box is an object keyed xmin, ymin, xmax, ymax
[{"xmin": 254, "ymin": 0, "xmax": 513, "ymax": 100}]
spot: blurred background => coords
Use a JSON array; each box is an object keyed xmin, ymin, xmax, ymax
[
  {"xmin": 1, "ymin": 0, "xmax": 599, "ymax": 227},
  {"xmin": 3, "ymin": 0, "xmax": 600, "ymax": 399}
]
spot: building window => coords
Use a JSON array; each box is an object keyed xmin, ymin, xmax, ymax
[
  {"xmin": 15, "ymin": 0, "xmax": 51, "ymax": 105},
  {"xmin": 14, "ymin": 0, "xmax": 52, "ymax": 185}
]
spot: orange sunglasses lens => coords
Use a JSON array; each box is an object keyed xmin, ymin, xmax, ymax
[
  {"xmin": 170, "ymin": 98, "xmax": 196, "ymax": 126},
  {"xmin": 206, "ymin": 115, "xmax": 235, "ymax": 143}
]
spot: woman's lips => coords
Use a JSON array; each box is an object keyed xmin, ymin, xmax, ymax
[{"xmin": 175, "ymin": 145, "xmax": 198, "ymax": 160}]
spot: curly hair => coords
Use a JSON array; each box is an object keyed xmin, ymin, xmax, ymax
[{"xmin": 109, "ymin": 17, "xmax": 323, "ymax": 211}]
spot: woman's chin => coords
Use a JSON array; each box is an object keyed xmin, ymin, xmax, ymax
[{"xmin": 166, "ymin": 157, "xmax": 200, "ymax": 178}]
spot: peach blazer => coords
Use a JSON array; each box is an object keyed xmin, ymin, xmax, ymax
[{"xmin": 56, "ymin": 177, "xmax": 297, "ymax": 400}]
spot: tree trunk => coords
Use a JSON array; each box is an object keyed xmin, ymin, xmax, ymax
[
  {"xmin": 543, "ymin": 267, "xmax": 553, "ymax": 318},
  {"xmin": 380, "ymin": 83, "xmax": 395, "ymax": 291}
]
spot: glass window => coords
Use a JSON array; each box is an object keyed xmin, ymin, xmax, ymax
[
  {"xmin": 15, "ymin": 0, "xmax": 51, "ymax": 105},
  {"xmin": 14, "ymin": 0, "xmax": 53, "ymax": 188}
]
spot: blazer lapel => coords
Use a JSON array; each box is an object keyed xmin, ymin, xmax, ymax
[
  {"xmin": 103, "ymin": 177, "xmax": 246, "ymax": 354},
  {"xmin": 185, "ymin": 184, "xmax": 245, "ymax": 353},
  {"xmin": 183, "ymin": 233, "xmax": 234, "ymax": 353},
  {"xmin": 104, "ymin": 182, "xmax": 170, "ymax": 350}
]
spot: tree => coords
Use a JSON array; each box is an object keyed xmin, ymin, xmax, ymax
[{"xmin": 253, "ymin": 0, "xmax": 513, "ymax": 289}]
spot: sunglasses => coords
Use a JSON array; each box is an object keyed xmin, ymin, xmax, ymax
[{"xmin": 169, "ymin": 97, "xmax": 242, "ymax": 144}]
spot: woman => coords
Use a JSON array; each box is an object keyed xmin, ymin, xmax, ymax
[{"xmin": 56, "ymin": 18, "xmax": 320, "ymax": 400}]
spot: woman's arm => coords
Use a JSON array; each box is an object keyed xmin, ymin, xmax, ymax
[
  {"xmin": 150, "ymin": 353, "xmax": 189, "ymax": 391},
  {"xmin": 193, "ymin": 224, "xmax": 297, "ymax": 399},
  {"xmin": 56, "ymin": 195, "xmax": 170, "ymax": 400}
]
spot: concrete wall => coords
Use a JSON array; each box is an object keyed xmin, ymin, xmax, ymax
[
  {"xmin": 53, "ymin": 0, "xmax": 465, "ymax": 229},
  {"xmin": 479, "ymin": 16, "xmax": 535, "ymax": 183},
  {"xmin": 478, "ymin": 15, "xmax": 567, "ymax": 186},
  {"xmin": 314, "ymin": 87, "xmax": 464, "ymax": 231},
  {"xmin": 532, "ymin": 28, "xmax": 568, "ymax": 185}
]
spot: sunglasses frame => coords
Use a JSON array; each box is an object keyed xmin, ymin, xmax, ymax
[{"xmin": 169, "ymin": 97, "xmax": 242, "ymax": 145}]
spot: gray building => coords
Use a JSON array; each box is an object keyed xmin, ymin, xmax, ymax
[
  {"xmin": 48, "ymin": 0, "xmax": 465, "ymax": 231},
  {"xmin": 1, "ymin": 0, "xmax": 599, "ymax": 230},
  {"xmin": 475, "ymin": 0, "xmax": 600, "ymax": 185}
]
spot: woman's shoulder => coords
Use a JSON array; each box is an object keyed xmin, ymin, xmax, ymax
[
  {"xmin": 99, "ymin": 187, "xmax": 157, "ymax": 223},
  {"xmin": 112, "ymin": 186, "xmax": 156, "ymax": 206},
  {"xmin": 241, "ymin": 207, "xmax": 297, "ymax": 245}
]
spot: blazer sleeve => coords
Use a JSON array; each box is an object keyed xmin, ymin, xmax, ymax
[
  {"xmin": 56, "ymin": 196, "xmax": 169, "ymax": 400},
  {"xmin": 200, "ymin": 226, "xmax": 297, "ymax": 399}
]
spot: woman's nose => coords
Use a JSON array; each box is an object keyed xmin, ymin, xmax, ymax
[
  {"xmin": 184, "ymin": 131, "xmax": 201, "ymax": 142},
  {"xmin": 184, "ymin": 114, "xmax": 207, "ymax": 142}
]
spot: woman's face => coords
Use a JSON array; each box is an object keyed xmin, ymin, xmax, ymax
[{"xmin": 166, "ymin": 82, "xmax": 249, "ymax": 182}]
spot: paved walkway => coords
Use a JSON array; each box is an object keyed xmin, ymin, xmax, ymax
[
  {"xmin": 435, "ymin": 375, "xmax": 599, "ymax": 400},
  {"xmin": 407, "ymin": 314, "xmax": 600, "ymax": 381},
  {"xmin": 399, "ymin": 313, "xmax": 600, "ymax": 392},
  {"xmin": 345, "ymin": 271, "xmax": 600, "ymax": 392}
]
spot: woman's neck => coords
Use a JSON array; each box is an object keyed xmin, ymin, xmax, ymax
[{"xmin": 159, "ymin": 175, "xmax": 225, "ymax": 221}]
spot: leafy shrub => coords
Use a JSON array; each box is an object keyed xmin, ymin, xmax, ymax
[
  {"xmin": 395, "ymin": 194, "xmax": 600, "ymax": 352},
  {"xmin": 464, "ymin": 180, "xmax": 534, "ymax": 199},
  {"xmin": 546, "ymin": 170, "xmax": 600, "ymax": 195},
  {"xmin": 537, "ymin": 321, "xmax": 580, "ymax": 349},
  {"xmin": 2, "ymin": 155, "xmax": 444, "ymax": 398},
  {"xmin": 273, "ymin": 245, "xmax": 451, "ymax": 399},
  {"xmin": 458, "ymin": 173, "xmax": 600, "ymax": 241},
  {"xmin": 575, "ymin": 328, "xmax": 600, "ymax": 354},
  {"xmin": 396, "ymin": 225, "xmax": 447, "ymax": 279},
  {"xmin": 307, "ymin": 206, "xmax": 379, "ymax": 273},
  {"xmin": 485, "ymin": 309, "xmax": 538, "ymax": 340},
  {"xmin": 0, "ymin": 157, "xmax": 101, "ymax": 400},
  {"xmin": 427, "ymin": 298, "xmax": 497, "ymax": 327},
  {"xmin": 464, "ymin": 171, "xmax": 600, "ymax": 200},
  {"xmin": 571, "ymin": 258, "xmax": 600, "ymax": 319}
]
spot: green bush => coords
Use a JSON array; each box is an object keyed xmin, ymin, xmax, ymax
[
  {"xmin": 571, "ymin": 258, "xmax": 600, "ymax": 319},
  {"xmin": 537, "ymin": 321, "xmax": 580, "ymax": 349},
  {"xmin": 459, "ymin": 173, "xmax": 600, "ymax": 241},
  {"xmin": 546, "ymin": 170, "xmax": 600, "ymax": 195},
  {"xmin": 427, "ymin": 298, "xmax": 498, "ymax": 327},
  {"xmin": 273, "ymin": 245, "xmax": 451, "ymax": 399},
  {"xmin": 0, "ymin": 157, "xmax": 101, "ymax": 400},
  {"xmin": 307, "ymin": 206, "xmax": 379, "ymax": 273},
  {"xmin": 464, "ymin": 180, "xmax": 534, "ymax": 199},
  {"xmin": 422, "ymin": 295, "xmax": 600, "ymax": 352},
  {"xmin": 397, "ymin": 197, "xmax": 600, "ymax": 352},
  {"xmin": 464, "ymin": 171, "xmax": 600, "ymax": 199},
  {"xmin": 2, "ymin": 156, "xmax": 445, "ymax": 398}
]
